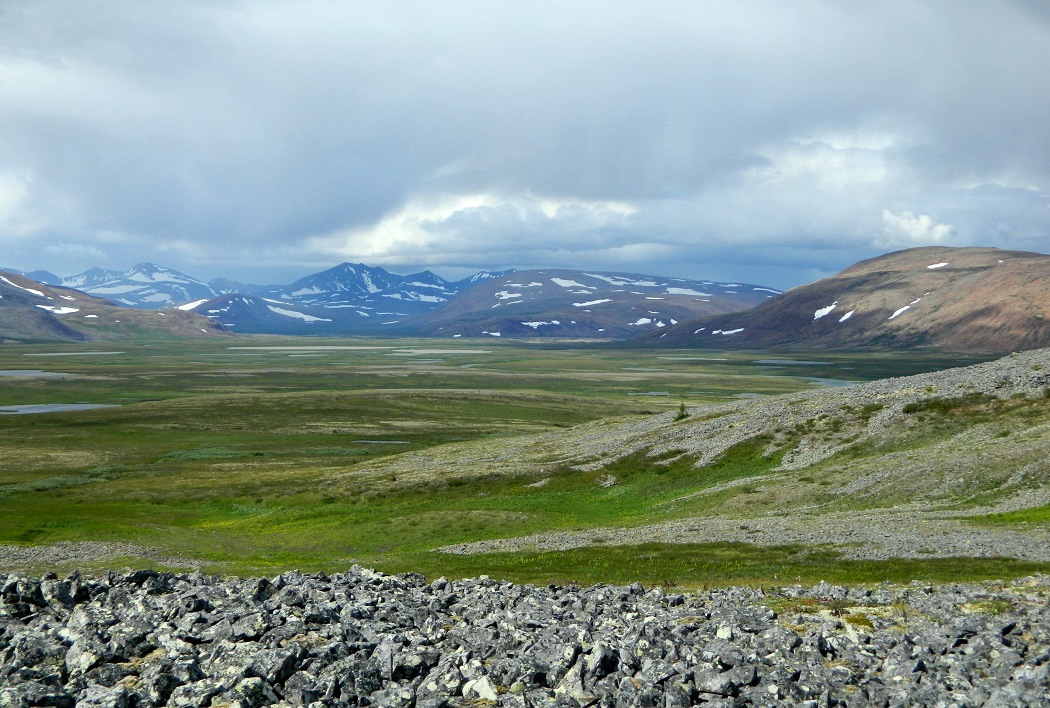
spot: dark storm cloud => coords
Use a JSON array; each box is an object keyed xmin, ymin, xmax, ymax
[{"xmin": 0, "ymin": 1, "xmax": 1048, "ymax": 287}]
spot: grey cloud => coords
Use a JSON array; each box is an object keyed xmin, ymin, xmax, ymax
[{"xmin": 0, "ymin": 1, "xmax": 1048, "ymax": 288}]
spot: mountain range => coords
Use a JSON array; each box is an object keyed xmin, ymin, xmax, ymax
[
  {"xmin": 2, "ymin": 262, "xmax": 778, "ymax": 338},
  {"xmin": 176, "ymin": 263, "xmax": 516, "ymax": 334},
  {"xmin": 3, "ymin": 262, "xmax": 502, "ymax": 314},
  {"xmin": 643, "ymin": 246, "xmax": 1050, "ymax": 353},
  {"xmin": 6, "ymin": 245, "xmax": 1050, "ymax": 352}
]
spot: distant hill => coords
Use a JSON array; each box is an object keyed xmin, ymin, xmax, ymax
[
  {"xmin": 641, "ymin": 246, "xmax": 1050, "ymax": 353},
  {"xmin": 0, "ymin": 272, "xmax": 227, "ymax": 342},
  {"xmin": 0, "ymin": 267, "xmax": 62, "ymax": 286},
  {"xmin": 411, "ymin": 269, "xmax": 780, "ymax": 338},
  {"xmin": 208, "ymin": 277, "xmax": 268, "ymax": 295}
]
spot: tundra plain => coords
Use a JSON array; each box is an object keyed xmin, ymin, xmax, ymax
[{"xmin": 2, "ymin": 337, "xmax": 1049, "ymax": 586}]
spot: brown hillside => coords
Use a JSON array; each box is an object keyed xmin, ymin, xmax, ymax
[
  {"xmin": 0, "ymin": 272, "xmax": 228, "ymax": 342},
  {"xmin": 643, "ymin": 246, "xmax": 1050, "ymax": 353}
]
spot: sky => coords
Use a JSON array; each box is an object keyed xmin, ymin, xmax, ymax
[{"xmin": 1, "ymin": 1, "xmax": 1049, "ymax": 290}]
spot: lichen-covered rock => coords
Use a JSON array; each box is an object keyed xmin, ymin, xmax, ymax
[{"xmin": 1, "ymin": 568, "xmax": 1049, "ymax": 706}]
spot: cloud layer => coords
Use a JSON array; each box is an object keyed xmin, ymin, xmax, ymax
[{"xmin": 1, "ymin": 1, "xmax": 1048, "ymax": 288}]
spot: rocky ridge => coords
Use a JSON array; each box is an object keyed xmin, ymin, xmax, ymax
[
  {"xmin": 339, "ymin": 347, "xmax": 1050, "ymax": 563},
  {"xmin": 2, "ymin": 567, "xmax": 1049, "ymax": 707},
  {"xmin": 340, "ymin": 347, "xmax": 1050, "ymax": 495}
]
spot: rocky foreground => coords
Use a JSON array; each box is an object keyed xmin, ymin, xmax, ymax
[{"xmin": 2, "ymin": 567, "xmax": 1049, "ymax": 707}]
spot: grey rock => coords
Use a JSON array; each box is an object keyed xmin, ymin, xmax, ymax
[
  {"xmin": 75, "ymin": 684, "xmax": 130, "ymax": 708},
  {"xmin": 0, "ymin": 568, "xmax": 1048, "ymax": 706},
  {"xmin": 0, "ymin": 682, "xmax": 75, "ymax": 708}
]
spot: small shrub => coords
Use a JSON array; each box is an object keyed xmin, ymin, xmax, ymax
[
  {"xmin": 965, "ymin": 600, "xmax": 1013, "ymax": 615},
  {"xmin": 845, "ymin": 612, "xmax": 874, "ymax": 629},
  {"xmin": 161, "ymin": 448, "xmax": 244, "ymax": 462},
  {"xmin": 859, "ymin": 403, "xmax": 884, "ymax": 421}
]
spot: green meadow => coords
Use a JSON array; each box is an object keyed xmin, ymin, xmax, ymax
[{"xmin": 5, "ymin": 336, "xmax": 1036, "ymax": 586}]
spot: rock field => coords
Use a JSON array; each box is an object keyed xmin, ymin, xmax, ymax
[
  {"xmin": 437, "ymin": 509, "xmax": 1050, "ymax": 562},
  {"xmin": 2, "ymin": 566, "xmax": 1049, "ymax": 707}
]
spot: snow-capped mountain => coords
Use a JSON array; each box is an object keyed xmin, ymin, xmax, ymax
[
  {"xmin": 412, "ymin": 269, "xmax": 780, "ymax": 338},
  {"xmin": 274, "ymin": 263, "xmax": 402, "ymax": 301},
  {"xmin": 182, "ymin": 263, "xmax": 513, "ymax": 333},
  {"xmin": 261, "ymin": 263, "xmax": 509, "ymax": 316},
  {"xmin": 62, "ymin": 264, "xmax": 218, "ymax": 309}
]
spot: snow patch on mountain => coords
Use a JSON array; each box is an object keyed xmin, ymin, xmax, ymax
[
  {"xmin": 814, "ymin": 302, "xmax": 838, "ymax": 320},
  {"xmin": 889, "ymin": 298, "xmax": 922, "ymax": 320},
  {"xmin": 36, "ymin": 305, "xmax": 79, "ymax": 315},
  {"xmin": 666, "ymin": 287, "xmax": 712, "ymax": 297},
  {"xmin": 0, "ymin": 276, "xmax": 47, "ymax": 298},
  {"xmin": 551, "ymin": 278, "xmax": 591, "ymax": 288},
  {"xmin": 266, "ymin": 305, "xmax": 331, "ymax": 322}
]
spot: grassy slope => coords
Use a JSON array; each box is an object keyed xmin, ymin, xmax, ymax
[{"xmin": 3, "ymin": 337, "xmax": 1045, "ymax": 585}]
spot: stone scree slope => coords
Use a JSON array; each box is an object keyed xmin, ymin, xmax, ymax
[{"xmin": 2, "ymin": 567, "xmax": 1049, "ymax": 706}]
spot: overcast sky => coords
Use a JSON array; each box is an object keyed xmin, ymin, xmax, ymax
[{"xmin": 1, "ymin": 1, "xmax": 1048, "ymax": 289}]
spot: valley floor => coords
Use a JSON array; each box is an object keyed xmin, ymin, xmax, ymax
[{"xmin": 2, "ymin": 338, "xmax": 1049, "ymax": 586}]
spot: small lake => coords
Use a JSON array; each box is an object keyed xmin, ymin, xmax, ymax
[
  {"xmin": 24, "ymin": 351, "xmax": 124, "ymax": 357},
  {"xmin": 808, "ymin": 377, "xmax": 855, "ymax": 388},
  {"xmin": 0, "ymin": 404, "xmax": 120, "ymax": 415},
  {"xmin": 0, "ymin": 370, "xmax": 75, "ymax": 378}
]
